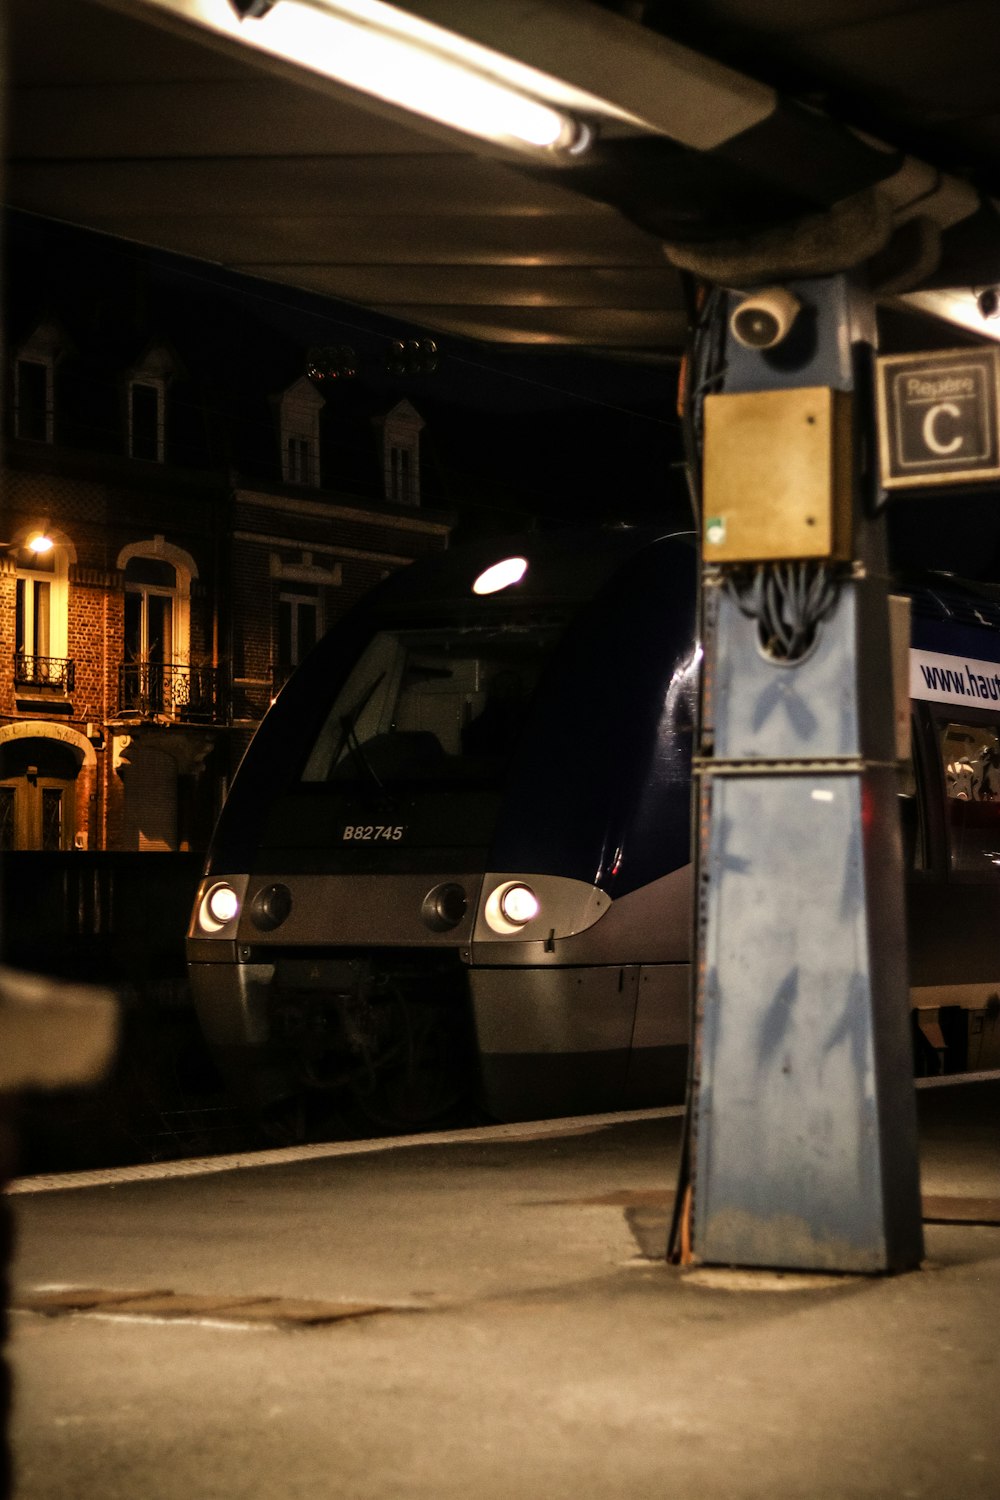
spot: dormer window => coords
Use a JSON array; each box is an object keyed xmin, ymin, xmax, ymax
[
  {"xmin": 13, "ymin": 317, "xmax": 66, "ymax": 444},
  {"xmin": 130, "ymin": 380, "xmax": 163, "ymax": 462},
  {"xmin": 377, "ymin": 399, "xmax": 424, "ymax": 507},
  {"xmin": 15, "ymin": 360, "xmax": 52, "ymax": 443},
  {"xmin": 276, "ymin": 376, "xmax": 325, "ymax": 487},
  {"xmin": 126, "ymin": 343, "xmax": 177, "ymax": 464},
  {"xmin": 390, "ymin": 445, "xmax": 413, "ymax": 505},
  {"xmin": 287, "ymin": 436, "xmax": 312, "ymax": 484}
]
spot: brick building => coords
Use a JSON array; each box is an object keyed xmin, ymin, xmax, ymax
[{"xmin": 0, "ymin": 216, "xmax": 452, "ymax": 853}]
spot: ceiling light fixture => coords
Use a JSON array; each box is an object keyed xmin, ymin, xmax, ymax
[
  {"xmin": 473, "ymin": 557, "xmax": 528, "ymax": 595},
  {"xmin": 224, "ymin": 0, "xmax": 590, "ymax": 154},
  {"xmin": 894, "ymin": 288, "xmax": 1000, "ymax": 345}
]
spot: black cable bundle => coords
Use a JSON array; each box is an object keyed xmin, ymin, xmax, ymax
[{"xmin": 727, "ymin": 560, "xmax": 839, "ymax": 663}]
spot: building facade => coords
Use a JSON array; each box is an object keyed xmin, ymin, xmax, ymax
[{"xmin": 1, "ymin": 219, "xmax": 452, "ymax": 854}]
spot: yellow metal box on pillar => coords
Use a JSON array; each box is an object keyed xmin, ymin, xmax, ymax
[{"xmin": 701, "ymin": 386, "xmax": 853, "ymax": 563}]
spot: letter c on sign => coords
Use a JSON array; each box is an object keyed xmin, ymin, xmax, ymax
[{"xmin": 923, "ymin": 402, "xmax": 963, "ymax": 455}]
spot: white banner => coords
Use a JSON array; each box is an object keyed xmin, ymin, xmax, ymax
[{"xmin": 911, "ymin": 647, "xmax": 1000, "ymax": 707}]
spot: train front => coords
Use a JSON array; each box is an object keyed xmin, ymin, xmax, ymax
[{"xmin": 186, "ymin": 530, "xmax": 697, "ymax": 1129}]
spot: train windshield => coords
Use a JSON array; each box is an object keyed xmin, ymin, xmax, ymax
[{"xmin": 301, "ymin": 619, "xmax": 564, "ymax": 789}]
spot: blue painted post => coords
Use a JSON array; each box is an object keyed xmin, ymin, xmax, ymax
[{"xmin": 688, "ymin": 275, "xmax": 924, "ymax": 1273}]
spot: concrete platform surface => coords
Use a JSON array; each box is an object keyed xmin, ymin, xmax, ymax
[{"xmin": 5, "ymin": 1082, "xmax": 1000, "ymax": 1499}]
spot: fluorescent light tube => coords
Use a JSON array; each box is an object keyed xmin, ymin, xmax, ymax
[{"xmin": 228, "ymin": 0, "xmax": 588, "ymax": 153}]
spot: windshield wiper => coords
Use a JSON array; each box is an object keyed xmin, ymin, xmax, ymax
[
  {"xmin": 340, "ymin": 715, "xmax": 395, "ymax": 807},
  {"xmin": 334, "ymin": 673, "xmax": 396, "ymax": 808}
]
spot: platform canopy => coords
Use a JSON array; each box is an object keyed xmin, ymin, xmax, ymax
[{"xmin": 6, "ymin": 0, "xmax": 1000, "ymax": 357}]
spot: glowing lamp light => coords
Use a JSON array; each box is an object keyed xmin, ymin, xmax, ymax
[
  {"xmin": 199, "ymin": 881, "xmax": 242, "ymax": 933},
  {"xmin": 499, "ymin": 883, "xmax": 540, "ymax": 925},
  {"xmin": 226, "ymin": 0, "xmax": 589, "ymax": 155},
  {"xmin": 484, "ymin": 879, "xmax": 541, "ymax": 934},
  {"xmin": 473, "ymin": 557, "xmax": 528, "ymax": 595},
  {"xmin": 27, "ymin": 533, "xmax": 54, "ymax": 554}
]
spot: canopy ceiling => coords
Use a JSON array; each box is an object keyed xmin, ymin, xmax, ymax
[{"xmin": 6, "ymin": 0, "xmax": 1000, "ymax": 358}]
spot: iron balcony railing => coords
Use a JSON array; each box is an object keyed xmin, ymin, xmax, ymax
[
  {"xmin": 118, "ymin": 661, "xmax": 229, "ymax": 723},
  {"xmin": 14, "ymin": 653, "xmax": 75, "ymax": 691}
]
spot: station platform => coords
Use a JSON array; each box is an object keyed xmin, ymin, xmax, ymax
[{"xmin": 5, "ymin": 1078, "xmax": 1000, "ymax": 1499}]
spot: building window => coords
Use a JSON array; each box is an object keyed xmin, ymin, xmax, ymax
[
  {"xmin": 276, "ymin": 376, "xmax": 325, "ymax": 488},
  {"xmin": 16, "ymin": 563, "xmax": 51, "ymax": 661},
  {"xmin": 117, "ymin": 540, "xmax": 197, "ymax": 719},
  {"xmin": 123, "ymin": 556, "xmax": 177, "ymax": 713},
  {"xmin": 13, "ymin": 536, "xmax": 73, "ymax": 689},
  {"xmin": 129, "ymin": 380, "xmax": 164, "ymax": 462},
  {"xmin": 125, "ymin": 344, "xmax": 177, "ymax": 464},
  {"xmin": 287, "ymin": 436, "xmax": 313, "ymax": 485},
  {"xmin": 13, "ymin": 318, "xmax": 65, "ymax": 444},
  {"xmin": 125, "ymin": 556, "xmax": 176, "ymax": 662},
  {"xmin": 390, "ymin": 445, "xmax": 413, "ymax": 505},
  {"xmin": 278, "ymin": 585, "xmax": 320, "ymax": 670},
  {"xmin": 15, "ymin": 358, "xmax": 52, "ymax": 443},
  {"xmin": 377, "ymin": 400, "xmax": 424, "ymax": 507}
]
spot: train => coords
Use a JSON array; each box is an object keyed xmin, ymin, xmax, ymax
[{"xmin": 185, "ymin": 526, "xmax": 1000, "ymax": 1133}]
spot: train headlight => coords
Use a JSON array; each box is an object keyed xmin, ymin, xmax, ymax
[
  {"xmin": 199, "ymin": 881, "xmax": 241, "ymax": 934},
  {"xmin": 500, "ymin": 884, "xmax": 540, "ymax": 924},
  {"xmin": 484, "ymin": 880, "xmax": 540, "ymax": 934}
]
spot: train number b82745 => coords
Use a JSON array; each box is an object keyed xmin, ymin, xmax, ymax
[{"xmin": 341, "ymin": 824, "xmax": 406, "ymax": 841}]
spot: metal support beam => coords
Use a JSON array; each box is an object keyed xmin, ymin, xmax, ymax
[{"xmin": 687, "ymin": 275, "xmax": 924, "ymax": 1273}]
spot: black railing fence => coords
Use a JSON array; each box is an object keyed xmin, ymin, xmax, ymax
[
  {"xmin": 13, "ymin": 653, "xmax": 75, "ymax": 691},
  {"xmin": 118, "ymin": 660, "xmax": 229, "ymax": 722}
]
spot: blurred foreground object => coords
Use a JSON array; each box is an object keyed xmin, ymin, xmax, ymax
[
  {"xmin": 0, "ymin": 968, "xmax": 119, "ymax": 1094},
  {"xmin": 0, "ymin": 968, "xmax": 118, "ymax": 1499}
]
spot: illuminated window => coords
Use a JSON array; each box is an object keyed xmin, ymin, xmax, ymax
[
  {"xmin": 938, "ymin": 718, "xmax": 1000, "ymax": 875},
  {"xmin": 16, "ymin": 554, "xmax": 52, "ymax": 659},
  {"xmin": 13, "ymin": 536, "xmax": 72, "ymax": 688}
]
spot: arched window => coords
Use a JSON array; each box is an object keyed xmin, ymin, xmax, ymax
[
  {"xmin": 117, "ymin": 539, "xmax": 196, "ymax": 716},
  {"xmin": 125, "ymin": 555, "xmax": 177, "ymax": 666}
]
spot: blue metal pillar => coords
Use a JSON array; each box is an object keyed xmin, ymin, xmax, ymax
[{"xmin": 688, "ymin": 276, "xmax": 924, "ymax": 1273}]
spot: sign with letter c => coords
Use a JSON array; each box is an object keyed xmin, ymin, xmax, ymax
[{"xmin": 877, "ymin": 347, "xmax": 1000, "ymax": 489}]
